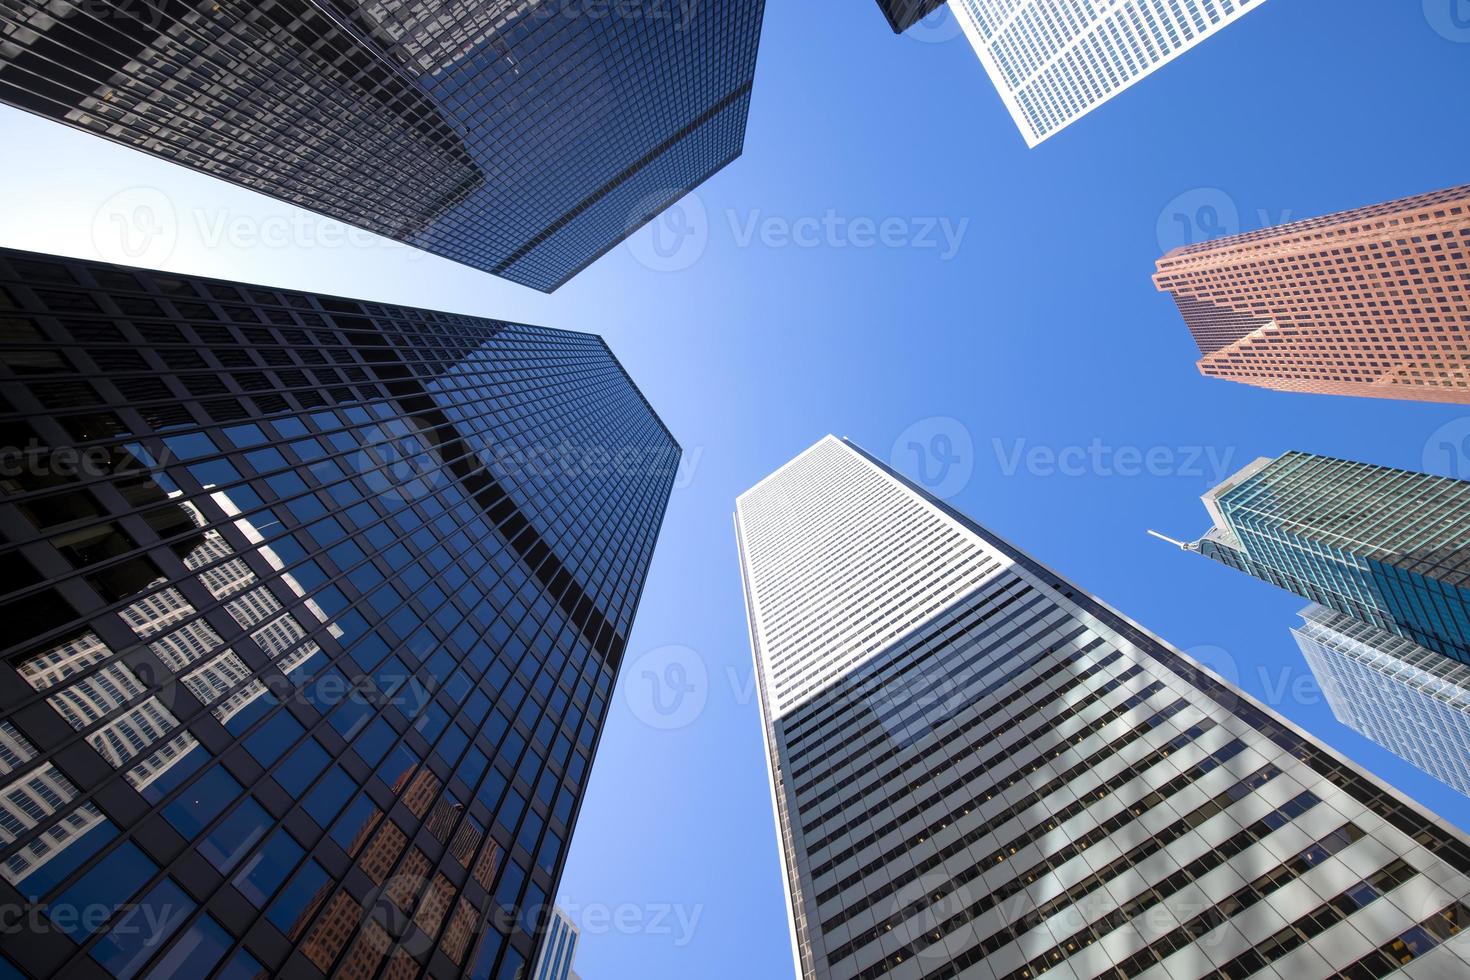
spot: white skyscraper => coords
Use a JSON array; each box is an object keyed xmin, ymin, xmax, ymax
[
  {"xmin": 1294, "ymin": 605, "xmax": 1470, "ymax": 801},
  {"xmin": 736, "ymin": 436, "xmax": 1470, "ymax": 980},
  {"xmin": 949, "ymin": 0, "xmax": 1269, "ymax": 146},
  {"xmin": 529, "ymin": 906, "xmax": 582, "ymax": 980}
]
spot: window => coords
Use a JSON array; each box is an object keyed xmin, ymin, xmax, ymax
[
  {"xmin": 163, "ymin": 766, "xmax": 244, "ymax": 840},
  {"xmin": 90, "ymin": 878, "xmax": 194, "ymax": 979},
  {"xmin": 199, "ymin": 798, "xmax": 272, "ymax": 873},
  {"xmin": 232, "ymin": 830, "xmax": 304, "ymax": 907}
]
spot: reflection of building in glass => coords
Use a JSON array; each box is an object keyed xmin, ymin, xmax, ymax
[
  {"xmin": 0, "ymin": 0, "xmax": 766, "ymax": 290},
  {"xmin": 739, "ymin": 436, "xmax": 1470, "ymax": 980},
  {"xmin": 1295, "ymin": 605, "xmax": 1470, "ymax": 800},
  {"xmin": 0, "ymin": 247, "xmax": 678, "ymax": 979},
  {"xmin": 1165, "ymin": 451, "xmax": 1470, "ymax": 666}
]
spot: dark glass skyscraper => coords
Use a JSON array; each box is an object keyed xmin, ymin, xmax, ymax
[
  {"xmin": 1168, "ymin": 451, "xmax": 1470, "ymax": 667},
  {"xmin": 0, "ymin": 247, "xmax": 679, "ymax": 979},
  {"xmin": 0, "ymin": 0, "xmax": 766, "ymax": 291},
  {"xmin": 873, "ymin": 0, "xmax": 946, "ymax": 33}
]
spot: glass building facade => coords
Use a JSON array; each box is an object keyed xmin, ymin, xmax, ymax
[
  {"xmin": 1294, "ymin": 605, "xmax": 1470, "ymax": 801},
  {"xmin": 1180, "ymin": 451, "xmax": 1470, "ymax": 667},
  {"xmin": 873, "ymin": 0, "xmax": 946, "ymax": 33},
  {"xmin": 0, "ymin": 0, "xmax": 766, "ymax": 291},
  {"xmin": 739, "ymin": 436, "xmax": 1470, "ymax": 980},
  {"xmin": 0, "ymin": 246, "xmax": 679, "ymax": 979}
]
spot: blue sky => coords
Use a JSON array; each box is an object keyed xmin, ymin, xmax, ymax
[{"xmin": 3, "ymin": 1, "xmax": 1470, "ymax": 978}]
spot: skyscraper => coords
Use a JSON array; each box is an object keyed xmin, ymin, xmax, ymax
[
  {"xmin": 529, "ymin": 906, "xmax": 581, "ymax": 980},
  {"xmin": 1164, "ymin": 451, "xmax": 1470, "ymax": 667},
  {"xmin": 738, "ymin": 435, "xmax": 1470, "ymax": 980},
  {"xmin": 0, "ymin": 246, "xmax": 680, "ymax": 979},
  {"xmin": 1154, "ymin": 183, "xmax": 1470, "ymax": 403},
  {"xmin": 947, "ymin": 0, "xmax": 1268, "ymax": 147},
  {"xmin": 1293, "ymin": 605, "xmax": 1470, "ymax": 800},
  {"xmin": 873, "ymin": 0, "xmax": 946, "ymax": 33},
  {"xmin": 0, "ymin": 0, "xmax": 766, "ymax": 291}
]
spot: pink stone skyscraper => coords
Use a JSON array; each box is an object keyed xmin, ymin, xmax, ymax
[{"xmin": 1154, "ymin": 183, "xmax": 1470, "ymax": 403}]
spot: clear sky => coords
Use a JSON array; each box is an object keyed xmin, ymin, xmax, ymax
[{"xmin": 3, "ymin": 1, "xmax": 1469, "ymax": 978}]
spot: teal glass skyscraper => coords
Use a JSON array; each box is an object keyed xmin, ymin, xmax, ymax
[
  {"xmin": 1166, "ymin": 452, "xmax": 1470, "ymax": 666},
  {"xmin": 0, "ymin": 247, "xmax": 678, "ymax": 979}
]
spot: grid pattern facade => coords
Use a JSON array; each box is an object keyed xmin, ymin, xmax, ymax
[
  {"xmin": 1187, "ymin": 452, "xmax": 1470, "ymax": 668},
  {"xmin": 528, "ymin": 907, "xmax": 578, "ymax": 980},
  {"xmin": 737, "ymin": 436, "xmax": 1470, "ymax": 980},
  {"xmin": 949, "ymin": 0, "xmax": 1266, "ymax": 147},
  {"xmin": 1153, "ymin": 184, "xmax": 1470, "ymax": 404},
  {"xmin": 1293, "ymin": 605, "xmax": 1470, "ymax": 801},
  {"xmin": 0, "ymin": 0, "xmax": 766, "ymax": 292},
  {"xmin": 0, "ymin": 246, "xmax": 679, "ymax": 980}
]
